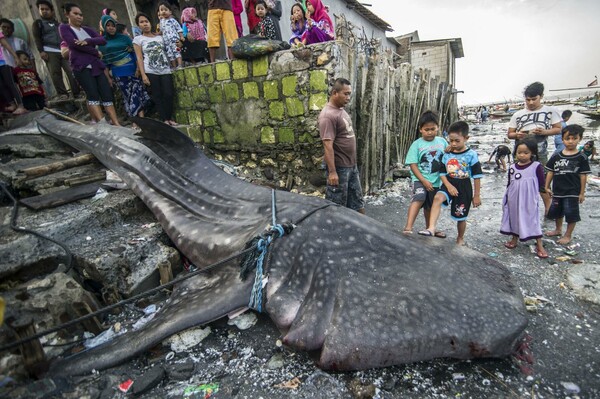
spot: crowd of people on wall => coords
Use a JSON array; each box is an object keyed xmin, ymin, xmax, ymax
[{"xmin": 0, "ymin": 0, "xmax": 336, "ymax": 125}]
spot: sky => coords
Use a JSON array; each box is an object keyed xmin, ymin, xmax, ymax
[{"xmin": 367, "ymin": 0, "xmax": 600, "ymax": 105}]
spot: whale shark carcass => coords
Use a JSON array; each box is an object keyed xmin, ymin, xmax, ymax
[{"xmin": 34, "ymin": 114, "xmax": 527, "ymax": 374}]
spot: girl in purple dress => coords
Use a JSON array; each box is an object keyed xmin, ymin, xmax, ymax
[
  {"xmin": 301, "ymin": 0, "xmax": 334, "ymax": 45},
  {"xmin": 500, "ymin": 138, "xmax": 548, "ymax": 258},
  {"xmin": 289, "ymin": 3, "xmax": 306, "ymax": 46}
]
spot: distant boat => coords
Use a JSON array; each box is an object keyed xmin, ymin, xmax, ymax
[
  {"xmin": 578, "ymin": 109, "xmax": 600, "ymax": 120},
  {"xmin": 490, "ymin": 111, "xmax": 513, "ymax": 119}
]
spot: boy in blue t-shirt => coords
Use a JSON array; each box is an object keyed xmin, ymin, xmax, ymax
[
  {"xmin": 422, "ymin": 121, "xmax": 483, "ymax": 245},
  {"xmin": 403, "ymin": 111, "xmax": 448, "ymax": 236}
]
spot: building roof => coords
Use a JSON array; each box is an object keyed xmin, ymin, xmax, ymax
[
  {"xmin": 342, "ymin": 0, "xmax": 393, "ymax": 32},
  {"xmin": 389, "ymin": 31, "xmax": 420, "ymax": 47},
  {"xmin": 410, "ymin": 38, "xmax": 464, "ymax": 58}
]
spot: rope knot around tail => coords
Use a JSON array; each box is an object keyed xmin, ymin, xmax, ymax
[{"xmin": 239, "ymin": 222, "xmax": 294, "ymax": 312}]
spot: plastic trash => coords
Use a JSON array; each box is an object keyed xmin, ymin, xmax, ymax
[
  {"xmin": 91, "ymin": 187, "xmax": 108, "ymax": 202},
  {"xmin": 183, "ymin": 383, "xmax": 219, "ymax": 398},
  {"xmin": 132, "ymin": 313, "xmax": 155, "ymax": 330},
  {"xmin": 560, "ymin": 381, "xmax": 580, "ymax": 394},
  {"xmin": 84, "ymin": 326, "xmax": 125, "ymax": 349},
  {"xmin": 143, "ymin": 304, "xmax": 157, "ymax": 315},
  {"xmin": 167, "ymin": 326, "xmax": 211, "ymax": 352},
  {"xmin": 275, "ymin": 377, "xmax": 301, "ymax": 389},
  {"xmin": 227, "ymin": 312, "xmax": 257, "ymax": 330},
  {"xmin": 118, "ymin": 379, "xmax": 133, "ymax": 393}
]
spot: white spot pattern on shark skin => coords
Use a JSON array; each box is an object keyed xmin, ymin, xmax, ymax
[{"xmin": 38, "ymin": 117, "xmax": 528, "ymax": 374}]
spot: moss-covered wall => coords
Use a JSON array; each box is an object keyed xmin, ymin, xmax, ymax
[{"xmin": 172, "ymin": 42, "xmax": 344, "ymax": 193}]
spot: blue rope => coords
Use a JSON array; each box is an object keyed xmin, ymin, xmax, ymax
[{"xmin": 247, "ymin": 190, "xmax": 287, "ymax": 312}]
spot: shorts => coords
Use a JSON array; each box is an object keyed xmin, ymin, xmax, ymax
[
  {"xmin": 411, "ymin": 181, "xmax": 439, "ymax": 210},
  {"xmin": 547, "ymin": 197, "xmax": 580, "ymax": 223},
  {"xmin": 207, "ymin": 9, "xmax": 238, "ymax": 48},
  {"xmin": 439, "ymin": 179, "xmax": 473, "ymax": 221},
  {"xmin": 325, "ymin": 165, "xmax": 365, "ymax": 211}
]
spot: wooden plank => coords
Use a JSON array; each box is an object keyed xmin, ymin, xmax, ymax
[
  {"xmin": 18, "ymin": 153, "xmax": 97, "ymax": 179},
  {"xmin": 20, "ymin": 182, "xmax": 106, "ymax": 210},
  {"xmin": 64, "ymin": 171, "xmax": 106, "ymax": 186}
]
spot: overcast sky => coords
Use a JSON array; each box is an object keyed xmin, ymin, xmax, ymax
[{"xmin": 368, "ymin": 0, "xmax": 600, "ymax": 105}]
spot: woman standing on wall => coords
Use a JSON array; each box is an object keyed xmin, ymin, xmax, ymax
[
  {"xmin": 98, "ymin": 15, "xmax": 149, "ymax": 128},
  {"xmin": 59, "ymin": 3, "xmax": 120, "ymax": 125},
  {"xmin": 132, "ymin": 12, "xmax": 177, "ymax": 126}
]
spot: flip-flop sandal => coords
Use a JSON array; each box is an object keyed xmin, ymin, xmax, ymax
[
  {"xmin": 402, "ymin": 230, "xmax": 413, "ymax": 234},
  {"xmin": 536, "ymin": 249, "xmax": 549, "ymax": 258},
  {"xmin": 504, "ymin": 241, "xmax": 517, "ymax": 249},
  {"xmin": 434, "ymin": 231, "xmax": 446, "ymax": 238},
  {"xmin": 418, "ymin": 230, "xmax": 434, "ymax": 237}
]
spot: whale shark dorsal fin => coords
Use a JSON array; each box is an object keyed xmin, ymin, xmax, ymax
[
  {"xmin": 130, "ymin": 116, "xmax": 197, "ymax": 148},
  {"xmin": 128, "ymin": 116, "xmax": 218, "ymax": 180}
]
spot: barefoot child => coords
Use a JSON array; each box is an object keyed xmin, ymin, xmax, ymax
[
  {"xmin": 500, "ymin": 138, "xmax": 548, "ymax": 258},
  {"xmin": 423, "ymin": 121, "xmax": 482, "ymax": 245},
  {"xmin": 544, "ymin": 124, "xmax": 591, "ymax": 245},
  {"xmin": 403, "ymin": 110, "xmax": 448, "ymax": 236},
  {"xmin": 158, "ymin": 2, "xmax": 184, "ymax": 69}
]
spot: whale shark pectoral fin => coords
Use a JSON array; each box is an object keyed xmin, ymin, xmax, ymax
[
  {"xmin": 280, "ymin": 265, "xmax": 338, "ymax": 351},
  {"xmin": 51, "ymin": 264, "xmax": 253, "ymax": 376}
]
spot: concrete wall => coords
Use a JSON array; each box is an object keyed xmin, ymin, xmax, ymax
[
  {"xmin": 410, "ymin": 42, "xmax": 450, "ymax": 83},
  {"xmin": 171, "ymin": 41, "xmax": 344, "ymax": 192}
]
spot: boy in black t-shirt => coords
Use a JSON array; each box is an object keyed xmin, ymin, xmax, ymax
[{"xmin": 544, "ymin": 124, "xmax": 591, "ymax": 245}]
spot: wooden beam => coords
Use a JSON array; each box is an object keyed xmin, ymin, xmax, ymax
[
  {"xmin": 20, "ymin": 182, "xmax": 106, "ymax": 210},
  {"xmin": 18, "ymin": 154, "xmax": 97, "ymax": 180}
]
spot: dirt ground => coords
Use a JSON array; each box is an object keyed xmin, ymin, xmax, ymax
[{"xmin": 2, "ymin": 112, "xmax": 600, "ymax": 399}]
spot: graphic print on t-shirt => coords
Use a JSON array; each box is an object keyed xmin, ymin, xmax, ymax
[
  {"xmin": 419, "ymin": 150, "xmax": 442, "ymax": 175},
  {"xmin": 445, "ymin": 158, "xmax": 470, "ymax": 179},
  {"xmin": 145, "ymin": 40, "xmax": 169, "ymax": 72},
  {"xmin": 514, "ymin": 110, "xmax": 554, "ymax": 131}
]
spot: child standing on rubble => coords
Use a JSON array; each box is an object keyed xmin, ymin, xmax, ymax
[
  {"xmin": 500, "ymin": 138, "xmax": 548, "ymax": 258},
  {"xmin": 402, "ymin": 110, "xmax": 448, "ymax": 237}
]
